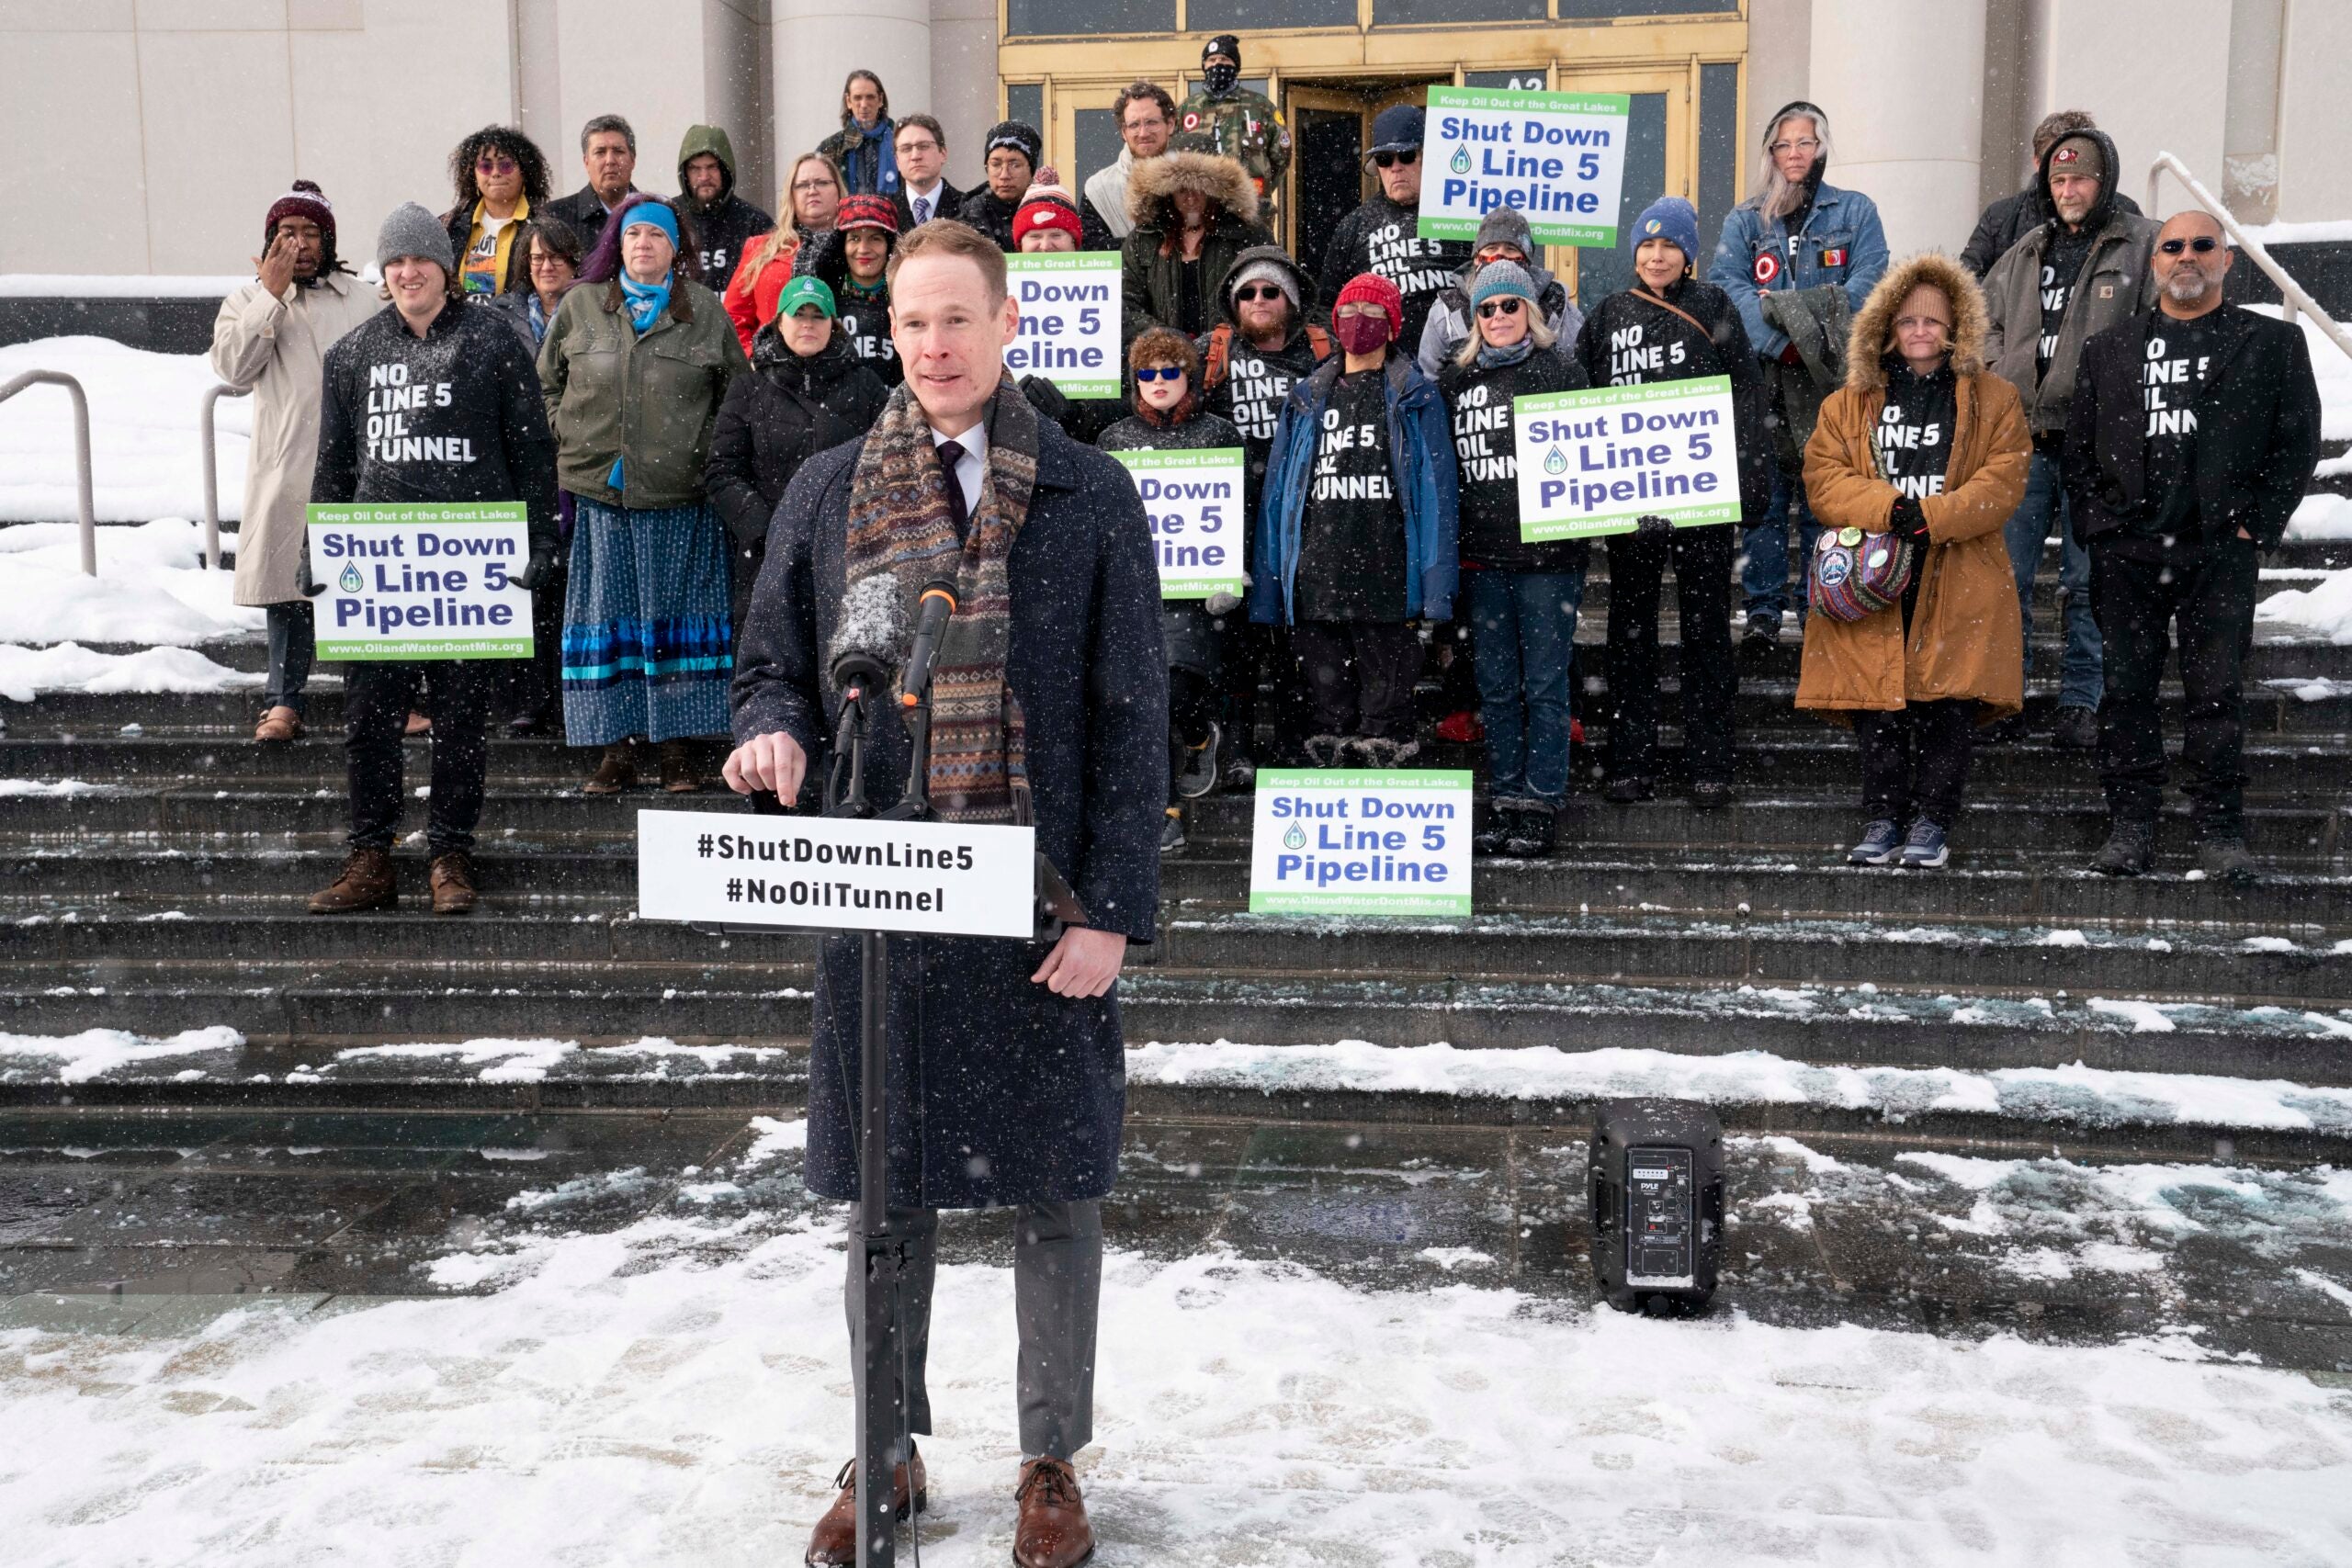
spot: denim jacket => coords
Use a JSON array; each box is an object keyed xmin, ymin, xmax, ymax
[
  {"xmin": 1250, "ymin": 351, "xmax": 1459, "ymax": 626},
  {"xmin": 1707, "ymin": 182, "xmax": 1890, "ymax": 361}
]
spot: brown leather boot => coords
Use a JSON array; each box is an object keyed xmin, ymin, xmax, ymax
[
  {"xmin": 1012, "ymin": 1456, "xmax": 1094, "ymax": 1568},
  {"xmin": 804, "ymin": 1447, "xmax": 926, "ymax": 1566},
  {"xmin": 254, "ymin": 705, "xmax": 304, "ymax": 742},
  {"xmin": 659, "ymin": 738, "xmax": 703, "ymax": 793},
  {"xmin": 582, "ymin": 739, "xmax": 638, "ymax": 795},
  {"xmin": 308, "ymin": 849, "xmax": 396, "ymax": 914},
  {"xmin": 428, "ymin": 852, "xmax": 477, "ymax": 915}
]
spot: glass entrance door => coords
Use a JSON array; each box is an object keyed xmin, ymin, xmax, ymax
[{"xmin": 1283, "ymin": 79, "xmax": 1447, "ymax": 278}]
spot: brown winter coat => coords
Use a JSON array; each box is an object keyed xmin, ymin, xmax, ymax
[
  {"xmin": 1798, "ymin": 253, "xmax": 2031, "ymax": 721},
  {"xmin": 1121, "ymin": 151, "xmax": 1272, "ymax": 344}
]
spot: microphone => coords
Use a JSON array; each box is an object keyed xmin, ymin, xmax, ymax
[
  {"xmin": 899, "ymin": 581, "xmax": 958, "ymax": 705},
  {"xmin": 827, "ymin": 573, "xmax": 905, "ymax": 699}
]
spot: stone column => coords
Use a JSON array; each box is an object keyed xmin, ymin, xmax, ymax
[{"xmin": 1805, "ymin": 0, "xmax": 1986, "ymax": 259}]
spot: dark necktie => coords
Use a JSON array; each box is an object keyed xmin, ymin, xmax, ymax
[
  {"xmin": 913, "ymin": 194, "xmax": 932, "ymax": 225},
  {"xmin": 937, "ymin": 438, "xmax": 971, "ymax": 541}
]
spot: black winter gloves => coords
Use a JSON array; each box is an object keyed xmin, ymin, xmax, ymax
[
  {"xmin": 1887, "ymin": 495, "xmax": 1931, "ymax": 545},
  {"xmin": 1634, "ymin": 513, "xmax": 1674, "ymax": 540},
  {"xmin": 515, "ymin": 548, "xmax": 559, "ymax": 592}
]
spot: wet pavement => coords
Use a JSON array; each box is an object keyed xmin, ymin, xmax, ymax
[{"xmin": 4, "ymin": 1106, "xmax": 2349, "ymax": 1374}]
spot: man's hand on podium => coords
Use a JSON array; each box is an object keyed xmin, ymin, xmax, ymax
[
  {"xmin": 722, "ymin": 731, "xmax": 808, "ymax": 801},
  {"xmin": 1033, "ymin": 927, "xmax": 1127, "ymax": 998}
]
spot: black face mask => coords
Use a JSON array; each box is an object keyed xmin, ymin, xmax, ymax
[{"xmin": 1204, "ymin": 62, "xmax": 1239, "ymax": 96}]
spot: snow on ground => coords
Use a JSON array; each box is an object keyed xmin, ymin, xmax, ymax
[
  {"xmin": 2289, "ymin": 491, "xmax": 2352, "ymax": 541},
  {"xmin": 2258, "ymin": 562, "xmax": 2352, "ymax": 643},
  {"xmin": 0, "ymin": 335, "xmax": 251, "ymax": 523},
  {"xmin": 0, "ymin": 1025, "xmax": 242, "ymax": 1084},
  {"xmin": 0, "ymin": 639, "xmax": 257, "ymax": 702},
  {"xmin": 0, "ymin": 517, "xmax": 257, "ymax": 646},
  {"xmin": 6, "ymin": 1191, "xmax": 2351, "ymax": 1565}
]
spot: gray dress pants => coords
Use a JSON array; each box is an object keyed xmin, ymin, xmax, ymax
[{"xmin": 845, "ymin": 1200, "xmax": 1102, "ymax": 1461}]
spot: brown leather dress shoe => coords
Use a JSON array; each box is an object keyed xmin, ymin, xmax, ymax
[
  {"xmin": 582, "ymin": 739, "xmax": 638, "ymax": 795},
  {"xmin": 254, "ymin": 705, "xmax": 304, "ymax": 742},
  {"xmin": 428, "ymin": 852, "xmax": 477, "ymax": 915},
  {"xmin": 659, "ymin": 738, "xmax": 702, "ymax": 793},
  {"xmin": 805, "ymin": 1447, "xmax": 926, "ymax": 1566},
  {"xmin": 1012, "ymin": 1456, "xmax": 1094, "ymax": 1568},
  {"xmin": 308, "ymin": 848, "xmax": 396, "ymax": 914}
]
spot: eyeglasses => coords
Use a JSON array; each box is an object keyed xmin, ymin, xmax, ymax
[
  {"xmin": 1134, "ymin": 366, "xmax": 1184, "ymax": 382},
  {"xmin": 1769, "ymin": 138, "xmax": 1822, "ymax": 156},
  {"xmin": 793, "ymin": 179, "xmax": 837, "ymax": 194},
  {"xmin": 2157, "ymin": 235, "xmax": 2223, "ymax": 255},
  {"xmin": 476, "ymin": 156, "xmax": 518, "ymax": 175},
  {"xmin": 1476, "ymin": 299, "xmax": 1525, "ymax": 319},
  {"xmin": 1370, "ymin": 150, "xmax": 1419, "ymax": 170},
  {"xmin": 1334, "ymin": 302, "xmax": 1388, "ymax": 321},
  {"xmin": 1234, "ymin": 285, "xmax": 1287, "ymax": 303},
  {"xmin": 896, "ymin": 138, "xmax": 939, "ymax": 155},
  {"xmin": 528, "ymin": 251, "xmax": 573, "ymax": 270}
]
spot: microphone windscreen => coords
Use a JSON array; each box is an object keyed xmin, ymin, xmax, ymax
[{"xmin": 829, "ymin": 572, "xmax": 906, "ymax": 677}]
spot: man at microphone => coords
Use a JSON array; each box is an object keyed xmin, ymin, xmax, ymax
[{"xmin": 726, "ymin": 218, "xmax": 1165, "ymax": 1568}]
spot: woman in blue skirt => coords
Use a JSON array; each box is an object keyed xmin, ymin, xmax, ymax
[{"xmin": 539, "ymin": 194, "xmax": 751, "ymax": 791}]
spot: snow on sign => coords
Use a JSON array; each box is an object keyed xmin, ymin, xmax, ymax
[
  {"xmin": 306, "ymin": 501, "xmax": 532, "ymax": 660},
  {"xmin": 1419, "ymin": 86, "xmax": 1633, "ymax": 248},
  {"xmin": 636, "ymin": 809, "xmax": 1037, "ymax": 938},
  {"xmin": 1002, "ymin": 252, "xmax": 1122, "ymax": 398},
  {"xmin": 1109, "ymin": 446, "xmax": 1248, "ymax": 599},
  {"xmin": 1514, "ymin": 376, "xmax": 1742, "ymax": 541},
  {"xmin": 1250, "ymin": 770, "xmax": 1473, "ymax": 917}
]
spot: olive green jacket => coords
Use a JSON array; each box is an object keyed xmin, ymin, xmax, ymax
[{"xmin": 538, "ymin": 276, "xmax": 750, "ymax": 509}]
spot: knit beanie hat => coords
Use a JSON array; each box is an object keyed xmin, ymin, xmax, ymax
[
  {"xmin": 776, "ymin": 276, "xmax": 837, "ymax": 319},
  {"xmin": 265, "ymin": 179, "xmax": 336, "ymax": 250},
  {"xmin": 984, "ymin": 120, "xmax": 1043, "ymax": 173},
  {"xmin": 1334, "ymin": 272, "xmax": 1404, "ymax": 340},
  {"xmin": 1470, "ymin": 260, "xmax": 1537, "ymax": 310},
  {"xmin": 1203, "ymin": 33, "xmax": 1241, "ymax": 67},
  {"xmin": 375, "ymin": 202, "xmax": 455, "ymax": 274},
  {"xmin": 1012, "ymin": 167, "xmax": 1084, "ymax": 246},
  {"xmin": 1227, "ymin": 257, "xmax": 1298, "ymax": 310},
  {"xmin": 1472, "ymin": 206, "xmax": 1533, "ymax": 260},
  {"xmin": 835, "ymin": 195, "xmax": 900, "ymax": 234},
  {"xmin": 1631, "ymin": 195, "xmax": 1701, "ymax": 268}
]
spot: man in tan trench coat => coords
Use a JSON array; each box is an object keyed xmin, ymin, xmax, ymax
[{"xmin": 209, "ymin": 180, "xmax": 376, "ymax": 742}]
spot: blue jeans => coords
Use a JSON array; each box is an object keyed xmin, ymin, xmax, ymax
[
  {"xmin": 2002, "ymin": 448, "xmax": 2102, "ymax": 711},
  {"xmin": 1741, "ymin": 466, "xmax": 1822, "ymax": 620},
  {"xmin": 264, "ymin": 599, "xmax": 315, "ymax": 716},
  {"xmin": 1467, "ymin": 567, "xmax": 1584, "ymax": 804}
]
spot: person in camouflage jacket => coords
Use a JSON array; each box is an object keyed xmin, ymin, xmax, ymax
[{"xmin": 1174, "ymin": 35, "xmax": 1290, "ymax": 224}]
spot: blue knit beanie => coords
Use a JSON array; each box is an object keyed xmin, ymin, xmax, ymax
[
  {"xmin": 620, "ymin": 199, "xmax": 681, "ymax": 250},
  {"xmin": 1631, "ymin": 196, "xmax": 1700, "ymax": 269},
  {"xmin": 1470, "ymin": 260, "xmax": 1538, "ymax": 310}
]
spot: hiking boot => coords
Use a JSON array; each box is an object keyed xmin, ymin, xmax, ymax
[
  {"xmin": 1897, "ymin": 818, "xmax": 1950, "ymax": 869},
  {"xmin": 254, "ymin": 705, "xmax": 303, "ymax": 743},
  {"xmin": 2089, "ymin": 818, "xmax": 2158, "ymax": 877},
  {"xmin": 1159, "ymin": 807, "xmax": 1186, "ymax": 852},
  {"xmin": 2198, "ymin": 835, "xmax": 2260, "ymax": 887},
  {"xmin": 1502, "ymin": 801, "xmax": 1555, "ymax": 858},
  {"xmin": 428, "ymin": 852, "xmax": 477, "ymax": 914},
  {"xmin": 1603, "ymin": 775, "xmax": 1655, "ymax": 805},
  {"xmin": 1740, "ymin": 612, "xmax": 1781, "ymax": 663},
  {"xmin": 1474, "ymin": 806, "xmax": 1512, "ymax": 856},
  {"xmin": 1848, "ymin": 819, "xmax": 1903, "ymax": 866},
  {"xmin": 805, "ymin": 1447, "xmax": 927, "ymax": 1567},
  {"xmin": 1688, "ymin": 779, "xmax": 1735, "ymax": 811},
  {"xmin": 582, "ymin": 739, "xmax": 638, "ymax": 795},
  {"xmin": 659, "ymin": 739, "xmax": 703, "ymax": 794},
  {"xmin": 1012, "ymin": 1456, "xmax": 1094, "ymax": 1568},
  {"xmin": 2051, "ymin": 705, "xmax": 2098, "ymax": 750},
  {"xmin": 1174, "ymin": 720, "xmax": 1222, "ymax": 799},
  {"xmin": 308, "ymin": 848, "xmax": 396, "ymax": 914}
]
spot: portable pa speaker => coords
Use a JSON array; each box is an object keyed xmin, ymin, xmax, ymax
[{"xmin": 1589, "ymin": 1098, "xmax": 1724, "ymax": 1315}]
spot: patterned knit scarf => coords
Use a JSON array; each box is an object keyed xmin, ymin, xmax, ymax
[{"xmin": 842, "ymin": 378, "xmax": 1039, "ymax": 824}]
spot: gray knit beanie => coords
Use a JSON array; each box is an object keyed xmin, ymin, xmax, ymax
[
  {"xmin": 1472, "ymin": 206, "xmax": 1534, "ymax": 260},
  {"xmin": 1470, "ymin": 259, "xmax": 1538, "ymax": 310},
  {"xmin": 376, "ymin": 202, "xmax": 455, "ymax": 274}
]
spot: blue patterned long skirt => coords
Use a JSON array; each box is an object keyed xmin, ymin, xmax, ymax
[{"xmin": 560, "ymin": 497, "xmax": 734, "ymax": 747}]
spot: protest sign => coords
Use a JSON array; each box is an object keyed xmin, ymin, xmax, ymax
[
  {"xmin": 306, "ymin": 501, "xmax": 532, "ymax": 660},
  {"xmin": 1419, "ymin": 86, "xmax": 1633, "ymax": 248},
  {"xmin": 1250, "ymin": 770, "xmax": 1473, "ymax": 917},
  {"xmin": 637, "ymin": 810, "xmax": 1038, "ymax": 938},
  {"xmin": 1003, "ymin": 252, "xmax": 1122, "ymax": 398},
  {"xmin": 1109, "ymin": 447, "xmax": 1248, "ymax": 599},
  {"xmin": 1513, "ymin": 376, "xmax": 1742, "ymax": 541}
]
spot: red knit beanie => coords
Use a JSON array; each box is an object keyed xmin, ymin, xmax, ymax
[
  {"xmin": 1012, "ymin": 166, "xmax": 1085, "ymax": 247},
  {"xmin": 1334, "ymin": 272, "xmax": 1403, "ymax": 341},
  {"xmin": 264, "ymin": 179, "xmax": 336, "ymax": 250}
]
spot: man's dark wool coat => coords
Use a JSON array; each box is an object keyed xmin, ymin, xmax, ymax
[
  {"xmin": 730, "ymin": 392, "xmax": 1167, "ymax": 1210},
  {"xmin": 2064, "ymin": 304, "xmax": 2321, "ymax": 550}
]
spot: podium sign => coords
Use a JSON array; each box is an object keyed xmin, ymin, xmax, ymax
[{"xmin": 637, "ymin": 810, "xmax": 1038, "ymax": 938}]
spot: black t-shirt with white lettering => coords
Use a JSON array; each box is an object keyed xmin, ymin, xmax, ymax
[
  {"xmin": 2037, "ymin": 225, "xmax": 2097, "ymax": 379},
  {"xmin": 1296, "ymin": 368, "xmax": 1407, "ymax": 623},
  {"xmin": 1436, "ymin": 347, "xmax": 1589, "ymax": 574},
  {"xmin": 2130, "ymin": 310, "xmax": 2223, "ymax": 558},
  {"xmin": 1874, "ymin": 359, "xmax": 1955, "ymax": 499}
]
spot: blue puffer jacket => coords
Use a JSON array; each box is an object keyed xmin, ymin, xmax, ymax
[
  {"xmin": 1250, "ymin": 351, "xmax": 1458, "ymax": 626},
  {"xmin": 1706, "ymin": 181, "xmax": 1890, "ymax": 360}
]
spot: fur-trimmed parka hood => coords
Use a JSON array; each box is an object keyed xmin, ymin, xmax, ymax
[
  {"xmin": 1842, "ymin": 251, "xmax": 1989, "ymax": 394},
  {"xmin": 1127, "ymin": 150, "xmax": 1260, "ymax": 231}
]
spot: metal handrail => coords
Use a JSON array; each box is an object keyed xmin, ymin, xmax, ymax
[
  {"xmin": 0, "ymin": 369, "xmax": 96, "ymax": 575},
  {"xmin": 2147, "ymin": 151, "xmax": 2352, "ymax": 366},
  {"xmin": 200, "ymin": 383, "xmax": 249, "ymax": 571}
]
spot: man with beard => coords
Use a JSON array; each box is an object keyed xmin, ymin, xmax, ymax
[
  {"xmin": 2064, "ymin": 210, "xmax": 2318, "ymax": 885},
  {"xmin": 1317, "ymin": 104, "xmax": 1470, "ymax": 359},
  {"xmin": 674, "ymin": 124, "xmax": 774, "ymax": 284}
]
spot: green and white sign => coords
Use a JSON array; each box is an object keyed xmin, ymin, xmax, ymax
[
  {"xmin": 307, "ymin": 501, "xmax": 533, "ymax": 660},
  {"xmin": 1250, "ymin": 769, "xmax": 1473, "ymax": 917},
  {"xmin": 1419, "ymin": 85, "xmax": 1632, "ymax": 248},
  {"xmin": 1513, "ymin": 377, "xmax": 1741, "ymax": 541},
  {"xmin": 1003, "ymin": 252, "xmax": 1122, "ymax": 398},
  {"xmin": 1110, "ymin": 446, "xmax": 1248, "ymax": 600}
]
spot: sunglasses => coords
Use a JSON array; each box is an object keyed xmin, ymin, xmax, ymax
[
  {"xmin": 1133, "ymin": 366, "xmax": 1185, "ymax": 382},
  {"xmin": 1476, "ymin": 299, "xmax": 1525, "ymax": 319},
  {"xmin": 1234, "ymin": 284, "xmax": 1287, "ymax": 303},
  {"xmin": 476, "ymin": 156, "xmax": 518, "ymax": 175},
  {"xmin": 2156, "ymin": 235, "xmax": 2223, "ymax": 255},
  {"xmin": 1370, "ymin": 150, "xmax": 1419, "ymax": 169}
]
